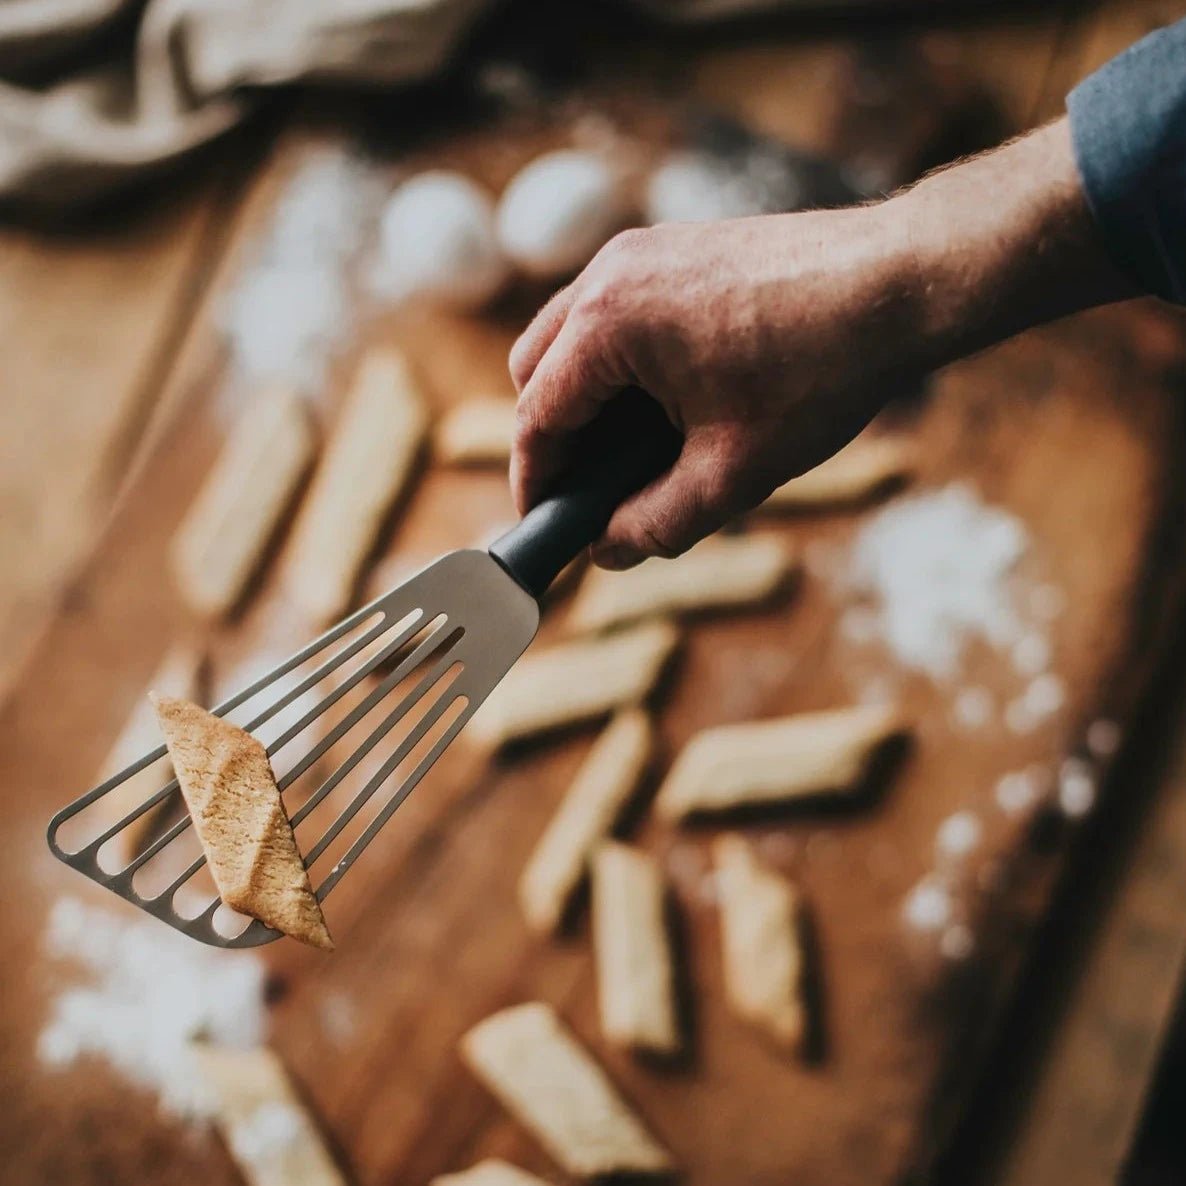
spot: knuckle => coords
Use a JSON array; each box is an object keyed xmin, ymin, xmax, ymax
[
  {"xmin": 696, "ymin": 453, "xmax": 738, "ymax": 511},
  {"xmin": 575, "ymin": 272, "xmax": 623, "ymax": 323},
  {"xmin": 603, "ymin": 226, "xmax": 651, "ymax": 257},
  {"xmin": 587, "ymin": 227, "xmax": 649, "ymax": 280},
  {"xmin": 638, "ymin": 523, "xmax": 684, "ymax": 560},
  {"xmin": 508, "ymin": 337, "xmax": 533, "ymax": 388},
  {"xmin": 513, "ymin": 396, "xmax": 545, "ymax": 441}
]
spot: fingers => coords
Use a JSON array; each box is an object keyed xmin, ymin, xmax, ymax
[
  {"xmin": 509, "ymin": 285, "xmax": 575, "ymax": 393},
  {"xmin": 511, "ymin": 314, "xmax": 624, "ymax": 514},
  {"xmin": 591, "ymin": 439, "xmax": 736, "ymax": 570}
]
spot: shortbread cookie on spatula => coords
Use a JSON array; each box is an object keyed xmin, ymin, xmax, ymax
[
  {"xmin": 98, "ymin": 645, "xmax": 206, "ymax": 862},
  {"xmin": 151, "ymin": 695, "xmax": 332, "ymax": 949}
]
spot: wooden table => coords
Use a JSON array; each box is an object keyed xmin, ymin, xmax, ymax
[{"xmin": 3, "ymin": 1, "xmax": 1186, "ymax": 1182}]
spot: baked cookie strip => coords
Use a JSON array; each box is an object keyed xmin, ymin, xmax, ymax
[
  {"xmin": 287, "ymin": 349, "xmax": 428, "ymax": 625},
  {"xmin": 567, "ymin": 533, "xmax": 794, "ymax": 634},
  {"xmin": 656, "ymin": 704, "xmax": 904, "ymax": 821},
  {"xmin": 461, "ymin": 1002, "xmax": 673, "ymax": 1178}
]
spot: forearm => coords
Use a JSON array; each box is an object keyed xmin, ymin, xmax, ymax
[{"xmin": 889, "ymin": 118, "xmax": 1137, "ymax": 371}]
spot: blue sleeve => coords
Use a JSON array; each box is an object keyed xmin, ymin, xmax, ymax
[{"xmin": 1067, "ymin": 19, "xmax": 1186, "ymax": 304}]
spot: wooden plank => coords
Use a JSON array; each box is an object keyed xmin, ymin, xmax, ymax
[
  {"xmin": 934, "ymin": 3, "xmax": 1186, "ymax": 1181},
  {"xmin": 0, "ymin": 150, "xmax": 259, "ymax": 705},
  {"xmin": 4, "ymin": 16, "xmax": 1182, "ymax": 1186},
  {"xmin": 999, "ymin": 706, "xmax": 1186, "ymax": 1185},
  {"xmin": 1028, "ymin": 0, "xmax": 1186, "ymax": 122}
]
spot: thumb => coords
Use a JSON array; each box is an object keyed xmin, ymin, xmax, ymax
[{"xmin": 592, "ymin": 442, "xmax": 732, "ymax": 570}]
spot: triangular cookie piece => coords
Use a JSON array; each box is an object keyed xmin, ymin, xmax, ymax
[{"xmin": 150, "ymin": 694, "xmax": 332, "ymax": 950}]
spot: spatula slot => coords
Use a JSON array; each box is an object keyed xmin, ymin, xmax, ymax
[
  {"xmin": 289, "ymin": 645, "xmax": 464, "ymax": 848},
  {"xmin": 313, "ymin": 689, "xmax": 472, "ymax": 902}
]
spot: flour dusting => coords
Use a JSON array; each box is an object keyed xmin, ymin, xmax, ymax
[
  {"xmin": 37, "ymin": 898, "xmax": 268, "ymax": 1120},
  {"xmin": 218, "ymin": 149, "xmax": 382, "ymax": 414},
  {"xmin": 839, "ymin": 483, "xmax": 1033, "ymax": 679}
]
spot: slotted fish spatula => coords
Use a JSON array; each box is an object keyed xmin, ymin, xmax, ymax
[{"xmin": 47, "ymin": 392, "xmax": 681, "ymax": 948}]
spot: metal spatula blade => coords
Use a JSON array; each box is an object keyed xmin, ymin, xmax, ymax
[{"xmin": 46, "ymin": 392, "xmax": 681, "ymax": 948}]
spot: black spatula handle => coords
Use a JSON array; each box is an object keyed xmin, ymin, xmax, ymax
[{"xmin": 489, "ymin": 390, "xmax": 683, "ymax": 600}]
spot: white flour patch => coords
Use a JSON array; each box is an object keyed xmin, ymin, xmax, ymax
[
  {"xmin": 994, "ymin": 766, "xmax": 1047, "ymax": 817},
  {"xmin": 37, "ymin": 898, "xmax": 267, "ymax": 1120},
  {"xmin": 935, "ymin": 811, "xmax": 983, "ymax": 864},
  {"xmin": 902, "ymin": 876, "xmax": 953, "ymax": 932},
  {"xmin": 952, "ymin": 685, "xmax": 994, "ymax": 731},
  {"xmin": 317, "ymin": 991, "xmax": 358, "ymax": 1050},
  {"xmin": 1058, "ymin": 756, "xmax": 1097, "ymax": 819},
  {"xmin": 1004, "ymin": 672, "xmax": 1067, "ymax": 735},
  {"xmin": 218, "ymin": 149, "xmax": 383, "ymax": 417},
  {"xmin": 836, "ymin": 483, "xmax": 1034, "ymax": 680},
  {"xmin": 229, "ymin": 1099, "xmax": 305, "ymax": 1167},
  {"xmin": 1012, "ymin": 631, "xmax": 1051, "ymax": 676}
]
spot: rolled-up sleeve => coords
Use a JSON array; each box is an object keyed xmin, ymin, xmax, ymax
[{"xmin": 1067, "ymin": 19, "xmax": 1186, "ymax": 304}]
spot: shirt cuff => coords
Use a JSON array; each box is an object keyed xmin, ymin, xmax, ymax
[{"xmin": 1067, "ymin": 19, "xmax": 1186, "ymax": 304}]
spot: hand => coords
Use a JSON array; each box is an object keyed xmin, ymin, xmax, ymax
[
  {"xmin": 510, "ymin": 207, "xmax": 918, "ymax": 569},
  {"xmin": 509, "ymin": 118, "xmax": 1131, "ymax": 570}
]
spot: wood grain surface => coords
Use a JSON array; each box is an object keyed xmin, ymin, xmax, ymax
[{"xmin": 4, "ymin": 6, "xmax": 1186, "ymax": 1186}]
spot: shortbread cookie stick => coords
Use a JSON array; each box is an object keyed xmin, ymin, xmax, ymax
[
  {"xmin": 592, "ymin": 841, "xmax": 680, "ymax": 1055},
  {"xmin": 151, "ymin": 695, "xmax": 332, "ymax": 949},
  {"xmin": 171, "ymin": 388, "xmax": 315, "ymax": 618},
  {"xmin": 435, "ymin": 397, "xmax": 517, "ymax": 465},
  {"xmin": 432, "ymin": 1160, "xmax": 550, "ymax": 1186},
  {"xmin": 656, "ymin": 704, "xmax": 904, "ymax": 821},
  {"xmin": 712, "ymin": 834, "xmax": 806, "ymax": 1052},
  {"xmin": 567, "ymin": 534, "xmax": 795, "ymax": 634},
  {"xmin": 192, "ymin": 1044, "xmax": 347, "ymax": 1186},
  {"xmin": 469, "ymin": 619, "xmax": 679, "ymax": 749},
  {"xmin": 461, "ymin": 1002, "xmax": 673, "ymax": 1178},
  {"xmin": 97, "ymin": 645, "xmax": 205, "ymax": 862},
  {"xmin": 287, "ymin": 350, "xmax": 428, "ymax": 624},
  {"xmin": 519, "ymin": 710, "xmax": 652, "ymax": 934},
  {"xmin": 762, "ymin": 436, "xmax": 913, "ymax": 510}
]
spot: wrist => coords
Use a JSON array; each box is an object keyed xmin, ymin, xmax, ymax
[{"xmin": 888, "ymin": 117, "xmax": 1137, "ymax": 367}]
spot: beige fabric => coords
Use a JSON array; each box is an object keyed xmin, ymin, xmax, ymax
[
  {"xmin": 0, "ymin": 0, "xmax": 492, "ymax": 209},
  {"xmin": 0, "ymin": 0, "xmax": 815, "ymax": 211}
]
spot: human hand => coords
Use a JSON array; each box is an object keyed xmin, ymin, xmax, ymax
[
  {"xmin": 510, "ymin": 206, "xmax": 919, "ymax": 569},
  {"xmin": 509, "ymin": 118, "xmax": 1128, "ymax": 570}
]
